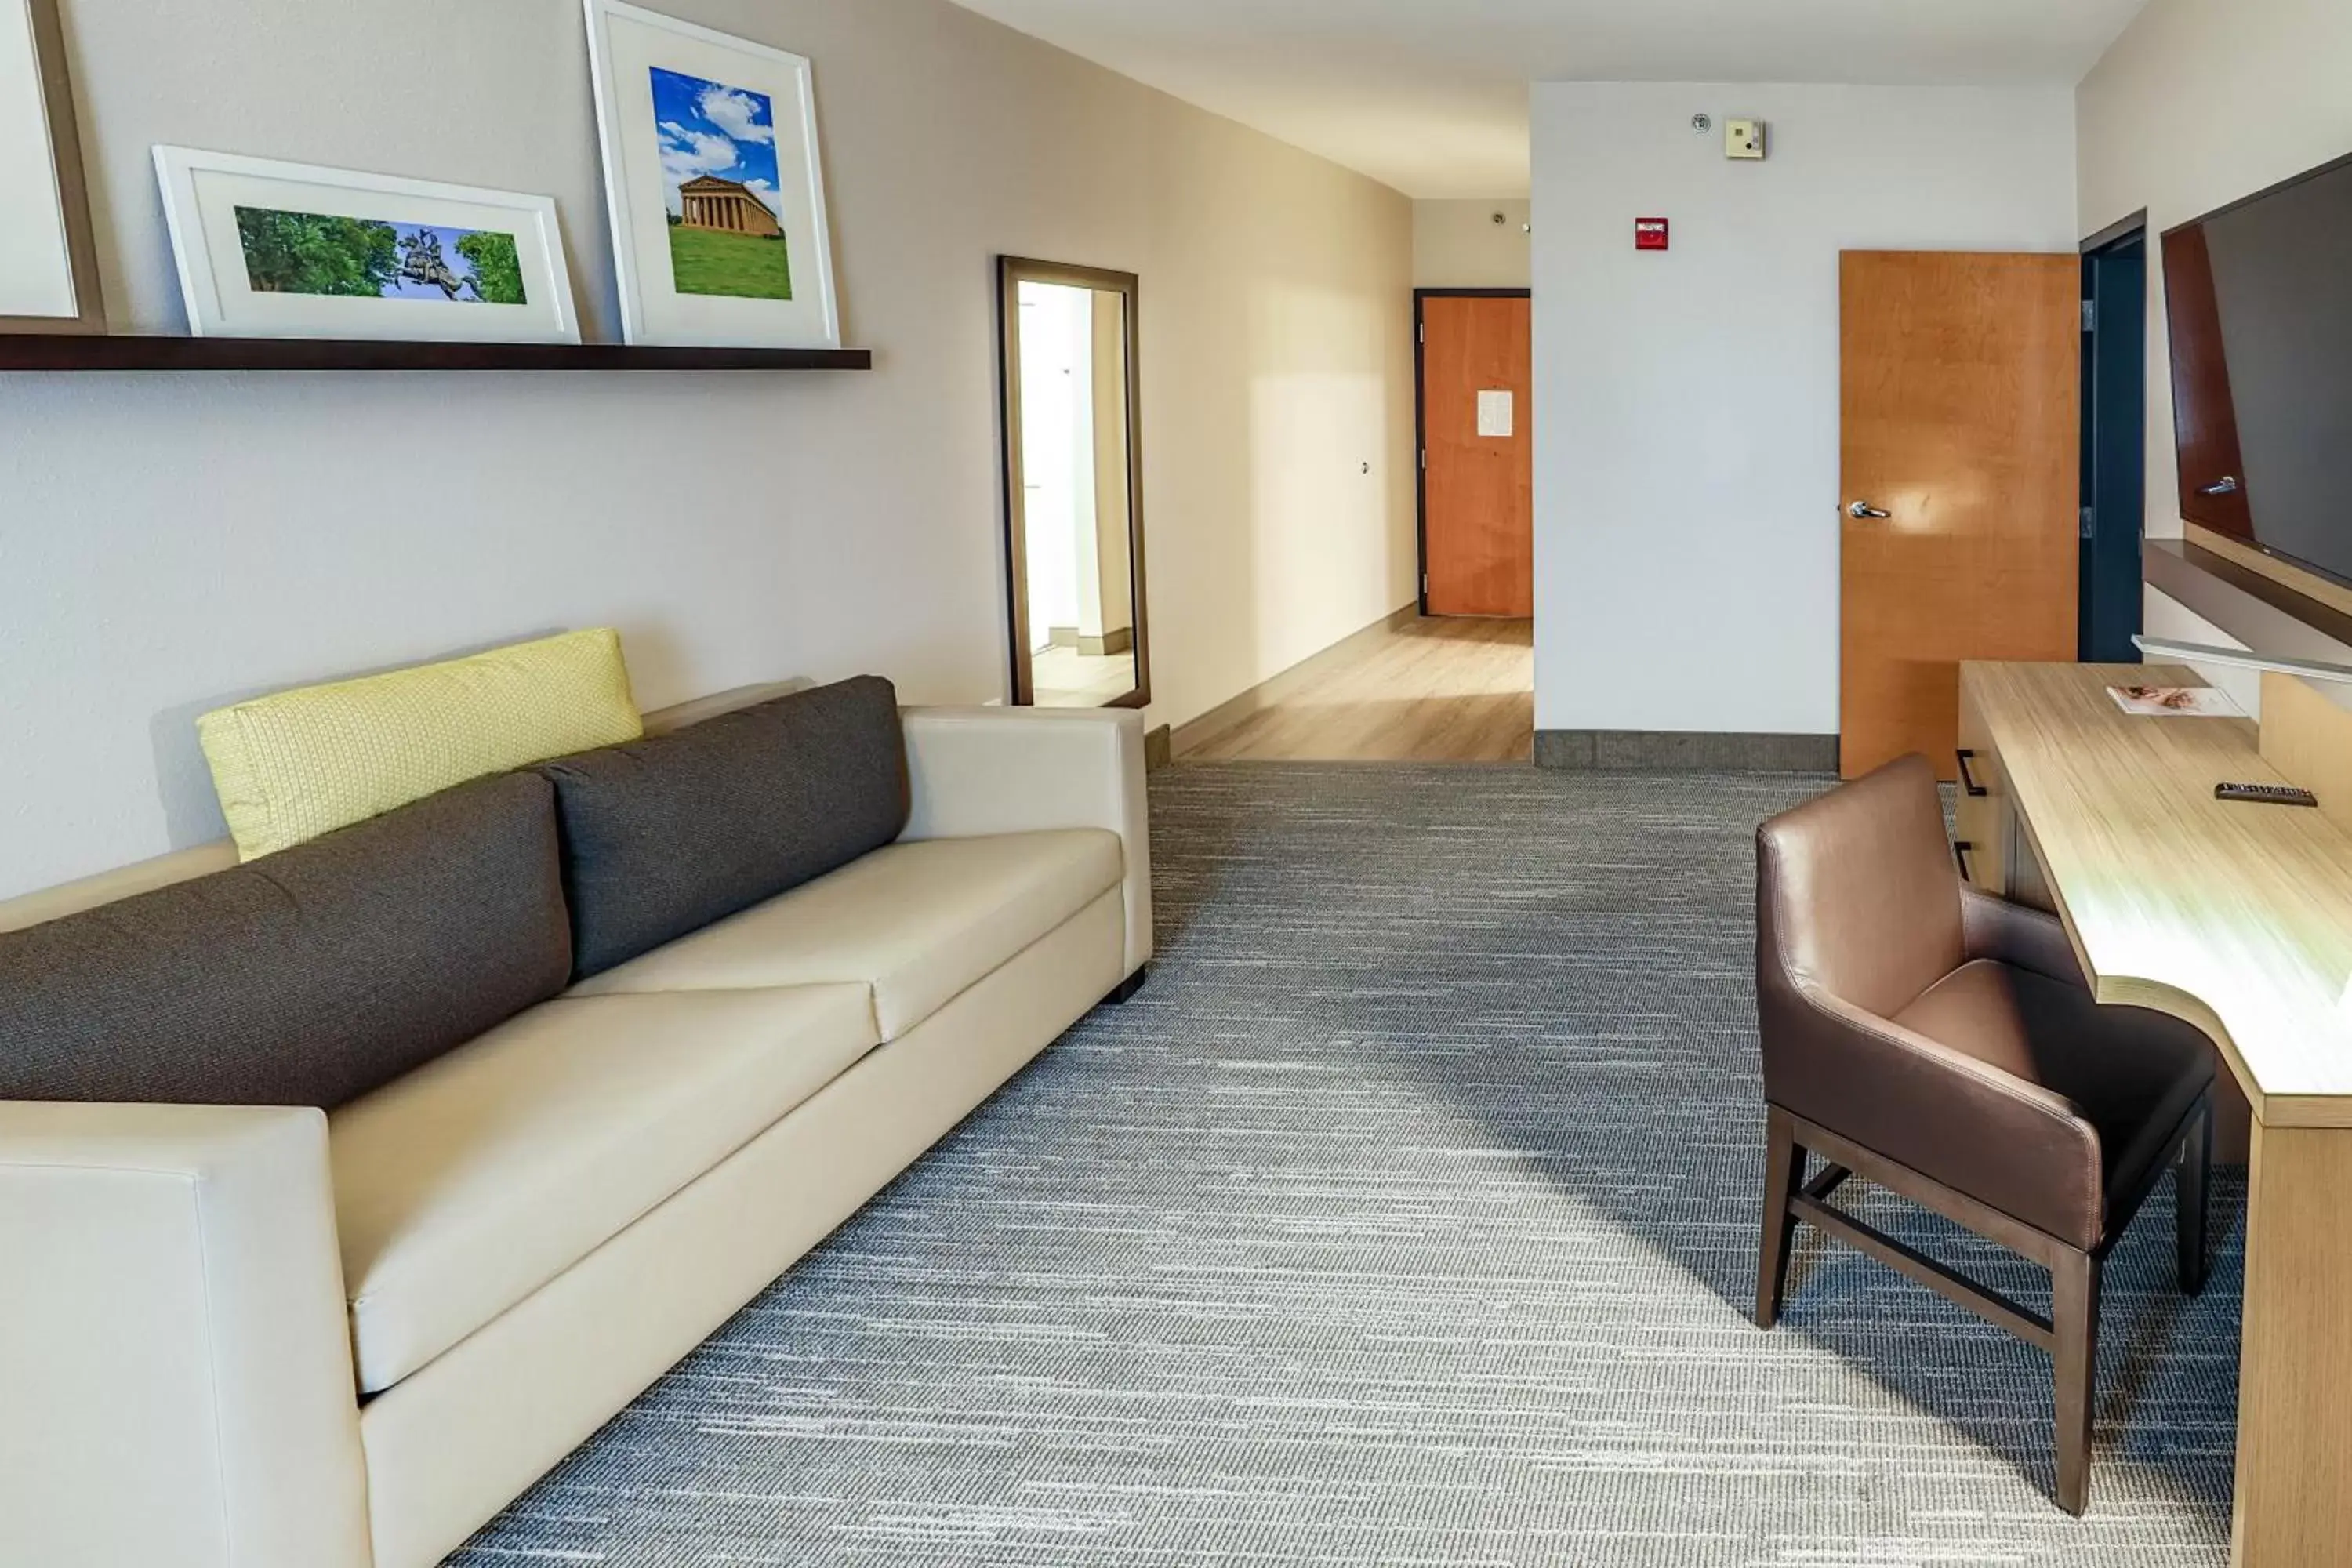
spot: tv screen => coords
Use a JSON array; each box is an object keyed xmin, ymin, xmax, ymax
[{"xmin": 2164, "ymin": 152, "xmax": 2352, "ymax": 585}]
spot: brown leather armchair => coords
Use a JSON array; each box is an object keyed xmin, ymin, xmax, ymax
[{"xmin": 1754, "ymin": 753, "xmax": 2216, "ymax": 1515}]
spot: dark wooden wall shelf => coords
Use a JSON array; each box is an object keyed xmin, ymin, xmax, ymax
[{"xmin": 0, "ymin": 334, "xmax": 873, "ymax": 373}]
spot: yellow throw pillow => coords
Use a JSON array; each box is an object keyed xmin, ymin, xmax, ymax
[{"xmin": 198, "ymin": 628, "xmax": 644, "ymax": 859}]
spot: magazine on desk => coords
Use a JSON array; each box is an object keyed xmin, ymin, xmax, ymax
[{"xmin": 2107, "ymin": 684, "xmax": 2244, "ymax": 717}]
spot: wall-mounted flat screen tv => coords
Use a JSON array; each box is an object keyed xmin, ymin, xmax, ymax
[{"xmin": 2164, "ymin": 151, "xmax": 2352, "ymax": 586}]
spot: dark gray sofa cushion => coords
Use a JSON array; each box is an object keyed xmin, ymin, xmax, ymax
[
  {"xmin": 539, "ymin": 675, "xmax": 909, "ymax": 978},
  {"xmin": 0, "ymin": 771, "xmax": 572, "ymax": 1108}
]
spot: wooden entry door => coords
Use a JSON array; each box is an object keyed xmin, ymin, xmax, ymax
[
  {"xmin": 1841, "ymin": 252, "xmax": 2079, "ymax": 779},
  {"xmin": 1421, "ymin": 292, "xmax": 1533, "ymax": 616}
]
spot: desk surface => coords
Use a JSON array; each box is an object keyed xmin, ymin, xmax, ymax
[{"xmin": 1965, "ymin": 661, "xmax": 2352, "ymax": 1128}]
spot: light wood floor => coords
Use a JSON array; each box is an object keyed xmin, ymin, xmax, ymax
[
  {"xmin": 1185, "ymin": 616, "xmax": 1534, "ymax": 764},
  {"xmin": 1033, "ymin": 644, "xmax": 1138, "ymax": 707}
]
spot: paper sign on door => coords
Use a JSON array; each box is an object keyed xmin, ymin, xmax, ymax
[{"xmin": 1476, "ymin": 390, "xmax": 1515, "ymax": 438}]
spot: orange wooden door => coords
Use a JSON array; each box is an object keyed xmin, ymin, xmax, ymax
[
  {"xmin": 1421, "ymin": 294, "xmax": 1533, "ymax": 617},
  {"xmin": 1841, "ymin": 252, "xmax": 2079, "ymax": 780}
]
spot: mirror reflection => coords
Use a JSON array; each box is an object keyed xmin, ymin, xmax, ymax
[{"xmin": 999, "ymin": 260, "xmax": 1148, "ymax": 709}]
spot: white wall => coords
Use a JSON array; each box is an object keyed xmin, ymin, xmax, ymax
[
  {"xmin": 0, "ymin": 0, "xmax": 1415, "ymax": 898},
  {"xmin": 1414, "ymin": 199, "xmax": 1531, "ymax": 288},
  {"xmin": 2145, "ymin": 586, "xmax": 2263, "ymax": 716},
  {"xmin": 1529, "ymin": 82, "xmax": 2078, "ymax": 737},
  {"xmin": 2078, "ymin": 0, "xmax": 2352, "ymax": 543},
  {"xmin": 1016, "ymin": 283, "xmax": 1091, "ymax": 648}
]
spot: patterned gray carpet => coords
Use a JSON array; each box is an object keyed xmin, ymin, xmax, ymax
[{"xmin": 457, "ymin": 764, "xmax": 2240, "ymax": 1566}]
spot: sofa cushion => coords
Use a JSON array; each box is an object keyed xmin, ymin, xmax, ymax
[
  {"xmin": 330, "ymin": 984, "xmax": 877, "ymax": 1394},
  {"xmin": 0, "ymin": 773, "xmax": 570, "ymax": 1109},
  {"xmin": 569, "ymin": 829, "xmax": 1123, "ymax": 1040},
  {"xmin": 198, "ymin": 629, "xmax": 642, "ymax": 860},
  {"xmin": 539, "ymin": 676, "xmax": 910, "ymax": 979}
]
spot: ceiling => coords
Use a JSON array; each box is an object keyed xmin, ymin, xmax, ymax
[{"xmin": 946, "ymin": 0, "xmax": 2148, "ymax": 198}]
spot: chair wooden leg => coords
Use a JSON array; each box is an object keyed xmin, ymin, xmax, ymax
[
  {"xmin": 1755, "ymin": 1105, "xmax": 1806, "ymax": 1330},
  {"xmin": 2052, "ymin": 1249, "xmax": 2103, "ymax": 1516},
  {"xmin": 2177, "ymin": 1096, "xmax": 2212, "ymax": 1298}
]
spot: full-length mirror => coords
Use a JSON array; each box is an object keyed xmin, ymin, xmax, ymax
[{"xmin": 997, "ymin": 257, "xmax": 1149, "ymax": 709}]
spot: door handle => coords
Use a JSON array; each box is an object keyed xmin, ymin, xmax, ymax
[
  {"xmin": 1953, "ymin": 840, "xmax": 1975, "ymax": 882},
  {"xmin": 1847, "ymin": 501, "xmax": 1891, "ymax": 519},
  {"xmin": 2198, "ymin": 475, "xmax": 2241, "ymax": 497}
]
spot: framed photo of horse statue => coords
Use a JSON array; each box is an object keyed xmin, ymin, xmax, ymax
[{"xmin": 153, "ymin": 147, "xmax": 582, "ymax": 344}]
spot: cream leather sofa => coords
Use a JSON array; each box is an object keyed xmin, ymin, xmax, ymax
[{"xmin": 0, "ymin": 688, "xmax": 1151, "ymax": 1568}]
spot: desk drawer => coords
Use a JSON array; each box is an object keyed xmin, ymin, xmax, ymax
[
  {"xmin": 1954, "ymin": 682, "xmax": 2060, "ymax": 916},
  {"xmin": 1955, "ymin": 686, "xmax": 2008, "ymax": 896}
]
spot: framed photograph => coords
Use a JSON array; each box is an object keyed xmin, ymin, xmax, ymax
[
  {"xmin": 152, "ymin": 147, "xmax": 580, "ymax": 343},
  {"xmin": 583, "ymin": 0, "xmax": 840, "ymax": 349},
  {"xmin": 1, "ymin": 0, "xmax": 102, "ymax": 332}
]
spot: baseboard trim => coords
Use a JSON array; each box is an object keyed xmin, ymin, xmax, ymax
[
  {"xmin": 1170, "ymin": 602, "xmax": 1421, "ymax": 758},
  {"xmin": 1144, "ymin": 724, "xmax": 1172, "ymax": 771},
  {"xmin": 1081, "ymin": 627, "xmax": 1136, "ymax": 658},
  {"xmin": 1536, "ymin": 729, "xmax": 1839, "ymax": 774}
]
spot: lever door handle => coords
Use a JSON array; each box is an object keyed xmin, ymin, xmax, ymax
[
  {"xmin": 1847, "ymin": 501, "xmax": 1891, "ymax": 520},
  {"xmin": 2198, "ymin": 475, "xmax": 2241, "ymax": 497}
]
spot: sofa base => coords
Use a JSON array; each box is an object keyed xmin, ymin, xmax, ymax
[
  {"xmin": 1107, "ymin": 964, "xmax": 1148, "ymax": 1005},
  {"xmin": 355, "ymin": 888, "xmax": 1128, "ymax": 1568}
]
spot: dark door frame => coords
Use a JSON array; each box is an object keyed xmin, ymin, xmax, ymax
[
  {"xmin": 2079, "ymin": 212, "xmax": 2148, "ymax": 664},
  {"xmin": 1414, "ymin": 286, "xmax": 1532, "ymax": 616}
]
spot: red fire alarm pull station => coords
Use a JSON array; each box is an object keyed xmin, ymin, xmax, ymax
[{"xmin": 1635, "ymin": 217, "xmax": 1670, "ymax": 251}]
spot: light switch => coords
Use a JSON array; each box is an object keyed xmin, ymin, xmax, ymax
[{"xmin": 1726, "ymin": 119, "xmax": 1766, "ymax": 160}]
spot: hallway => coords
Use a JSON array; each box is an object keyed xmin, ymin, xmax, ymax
[{"xmin": 1184, "ymin": 616, "xmax": 1533, "ymax": 764}]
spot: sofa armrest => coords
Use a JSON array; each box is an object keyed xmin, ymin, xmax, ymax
[
  {"xmin": 900, "ymin": 706, "xmax": 1152, "ymax": 973},
  {"xmin": 0, "ymin": 1104, "xmax": 372, "ymax": 1568}
]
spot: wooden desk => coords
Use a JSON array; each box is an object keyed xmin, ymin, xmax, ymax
[{"xmin": 1959, "ymin": 662, "xmax": 2352, "ymax": 1568}]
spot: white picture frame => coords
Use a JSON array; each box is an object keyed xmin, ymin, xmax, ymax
[
  {"xmin": 583, "ymin": 0, "xmax": 841, "ymax": 349},
  {"xmin": 1, "ymin": 0, "xmax": 101, "ymax": 332},
  {"xmin": 153, "ymin": 147, "xmax": 582, "ymax": 344}
]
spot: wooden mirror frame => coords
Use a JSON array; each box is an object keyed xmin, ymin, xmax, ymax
[{"xmin": 995, "ymin": 256, "xmax": 1150, "ymax": 709}]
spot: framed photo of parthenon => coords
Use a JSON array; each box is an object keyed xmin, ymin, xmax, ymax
[{"xmin": 584, "ymin": 0, "xmax": 841, "ymax": 349}]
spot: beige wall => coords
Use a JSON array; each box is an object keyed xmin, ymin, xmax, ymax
[
  {"xmin": 0, "ymin": 0, "xmax": 1414, "ymax": 898},
  {"xmin": 2078, "ymin": 0, "xmax": 2352, "ymax": 542},
  {"xmin": 1414, "ymin": 199, "xmax": 1531, "ymax": 288},
  {"xmin": 1531, "ymin": 82, "xmax": 2078, "ymax": 737}
]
